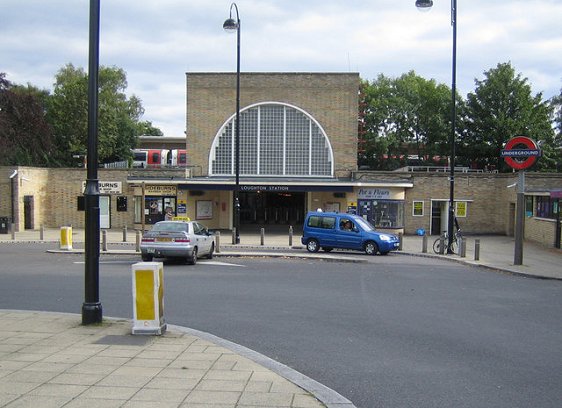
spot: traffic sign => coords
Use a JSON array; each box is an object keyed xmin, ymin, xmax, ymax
[{"xmin": 501, "ymin": 136, "xmax": 541, "ymax": 170}]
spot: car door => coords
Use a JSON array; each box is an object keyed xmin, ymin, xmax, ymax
[
  {"xmin": 193, "ymin": 222, "xmax": 211, "ymax": 255},
  {"xmin": 335, "ymin": 217, "xmax": 363, "ymax": 250}
]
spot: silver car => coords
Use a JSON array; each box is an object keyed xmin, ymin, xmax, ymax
[{"xmin": 140, "ymin": 221, "xmax": 215, "ymax": 265}]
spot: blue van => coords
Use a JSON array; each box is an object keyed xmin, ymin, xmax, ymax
[{"xmin": 301, "ymin": 211, "xmax": 400, "ymax": 255}]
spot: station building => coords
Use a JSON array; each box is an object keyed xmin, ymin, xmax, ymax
[{"xmin": 0, "ymin": 72, "xmax": 560, "ymax": 247}]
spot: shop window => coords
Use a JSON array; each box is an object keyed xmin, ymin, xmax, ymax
[
  {"xmin": 360, "ymin": 200, "xmax": 404, "ymax": 229},
  {"xmin": 525, "ymin": 196, "xmax": 534, "ymax": 217},
  {"xmin": 535, "ymin": 196, "xmax": 557, "ymax": 219},
  {"xmin": 134, "ymin": 196, "xmax": 142, "ymax": 223},
  {"xmin": 412, "ymin": 201, "xmax": 424, "ymax": 217}
]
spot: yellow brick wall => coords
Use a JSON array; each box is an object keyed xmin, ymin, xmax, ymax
[{"xmin": 186, "ymin": 73, "xmax": 359, "ymax": 178}]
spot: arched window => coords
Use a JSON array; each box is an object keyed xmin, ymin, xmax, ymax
[{"xmin": 209, "ymin": 103, "xmax": 333, "ymax": 177}]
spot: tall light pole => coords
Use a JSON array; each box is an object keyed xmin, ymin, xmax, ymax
[
  {"xmin": 223, "ymin": 2, "xmax": 241, "ymax": 244},
  {"xmin": 82, "ymin": 0, "xmax": 102, "ymax": 324},
  {"xmin": 416, "ymin": 0, "xmax": 457, "ymax": 254}
]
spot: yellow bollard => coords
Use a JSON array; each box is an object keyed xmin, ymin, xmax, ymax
[
  {"xmin": 60, "ymin": 226, "xmax": 73, "ymax": 250},
  {"xmin": 132, "ymin": 262, "xmax": 166, "ymax": 335}
]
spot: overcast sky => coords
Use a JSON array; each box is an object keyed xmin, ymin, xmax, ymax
[{"xmin": 2, "ymin": 0, "xmax": 561, "ymax": 137}]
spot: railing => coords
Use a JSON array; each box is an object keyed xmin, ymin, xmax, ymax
[{"xmin": 397, "ymin": 166, "xmax": 498, "ymax": 173}]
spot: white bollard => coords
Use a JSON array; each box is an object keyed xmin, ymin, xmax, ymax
[{"xmin": 132, "ymin": 262, "xmax": 166, "ymax": 335}]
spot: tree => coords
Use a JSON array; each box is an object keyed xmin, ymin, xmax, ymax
[
  {"xmin": 550, "ymin": 89, "xmax": 562, "ymax": 171},
  {"xmin": 47, "ymin": 63, "xmax": 161, "ymax": 166},
  {"xmin": 137, "ymin": 120, "xmax": 164, "ymax": 136},
  {"xmin": 462, "ymin": 62, "xmax": 555, "ymax": 172},
  {"xmin": 0, "ymin": 73, "xmax": 55, "ymax": 166},
  {"xmin": 359, "ymin": 71, "xmax": 453, "ymax": 170}
]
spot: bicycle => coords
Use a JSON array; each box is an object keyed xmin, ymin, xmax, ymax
[{"xmin": 433, "ymin": 219, "xmax": 462, "ymax": 254}]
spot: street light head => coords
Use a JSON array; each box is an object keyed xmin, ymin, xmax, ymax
[
  {"xmin": 223, "ymin": 18, "xmax": 238, "ymax": 33},
  {"xmin": 415, "ymin": 0, "xmax": 433, "ymax": 10}
]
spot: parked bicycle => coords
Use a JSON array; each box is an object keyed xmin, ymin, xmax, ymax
[{"xmin": 433, "ymin": 218, "xmax": 462, "ymax": 254}]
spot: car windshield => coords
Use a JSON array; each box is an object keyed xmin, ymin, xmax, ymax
[
  {"xmin": 152, "ymin": 222, "xmax": 188, "ymax": 232},
  {"xmin": 355, "ymin": 217, "xmax": 376, "ymax": 231}
]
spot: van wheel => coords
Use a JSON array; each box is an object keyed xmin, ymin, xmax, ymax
[
  {"xmin": 141, "ymin": 254, "xmax": 153, "ymax": 262},
  {"xmin": 364, "ymin": 241, "xmax": 378, "ymax": 255},
  {"xmin": 306, "ymin": 239, "xmax": 320, "ymax": 253}
]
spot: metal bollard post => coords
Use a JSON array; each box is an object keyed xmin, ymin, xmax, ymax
[
  {"xmin": 136, "ymin": 230, "xmax": 141, "ymax": 252},
  {"xmin": 123, "ymin": 225, "xmax": 127, "ymax": 242},
  {"xmin": 422, "ymin": 234, "xmax": 427, "ymax": 253},
  {"xmin": 102, "ymin": 230, "xmax": 107, "ymax": 252},
  {"xmin": 474, "ymin": 239, "xmax": 480, "ymax": 261},
  {"xmin": 40, "ymin": 224, "xmax": 44, "ymax": 241},
  {"xmin": 439, "ymin": 236, "xmax": 445, "ymax": 255},
  {"xmin": 215, "ymin": 231, "xmax": 221, "ymax": 253},
  {"xmin": 460, "ymin": 237, "xmax": 466, "ymax": 258},
  {"xmin": 232, "ymin": 228, "xmax": 237, "ymax": 244},
  {"xmin": 398, "ymin": 233, "xmax": 403, "ymax": 251},
  {"xmin": 289, "ymin": 225, "xmax": 293, "ymax": 247},
  {"xmin": 11, "ymin": 223, "xmax": 15, "ymax": 240},
  {"xmin": 260, "ymin": 228, "xmax": 265, "ymax": 246}
]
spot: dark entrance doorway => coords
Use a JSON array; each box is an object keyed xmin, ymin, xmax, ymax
[
  {"xmin": 24, "ymin": 195, "xmax": 34, "ymax": 230},
  {"xmin": 431, "ymin": 201, "xmax": 442, "ymax": 236},
  {"xmin": 240, "ymin": 192, "xmax": 305, "ymax": 228}
]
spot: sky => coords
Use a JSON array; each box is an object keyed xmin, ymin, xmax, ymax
[{"xmin": 2, "ymin": 0, "xmax": 561, "ymax": 137}]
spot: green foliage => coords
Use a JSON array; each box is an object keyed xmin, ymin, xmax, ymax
[
  {"xmin": 550, "ymin": 90, "xmax": 562, "ymax": 171},
  {"xmin": 462, "ymin": 62, "xmax": 555, "ymax": 172},
  {"xmin": 359, "ymin": 71, "xmax": 453, "ymax": 170},
  {"xmin": 46, "ymin": 63, "xmax": 162, "ymax": 166},
  {"xmin": 137, "ymin": 120, "xmax": 164, "ymax": 136},
  {"xmin": 0, "ymin": 73, "xmax": 56, "ymax": 166}
]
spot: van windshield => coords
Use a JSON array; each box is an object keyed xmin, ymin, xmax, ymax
[{"xmin": 355, "ymin": 217, "xmax": 376, "ymax": 231}]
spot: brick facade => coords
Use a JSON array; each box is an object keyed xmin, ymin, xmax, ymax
[{"xmin": 186, "ymin": 73, "xmax": 359, "ymax": 178}]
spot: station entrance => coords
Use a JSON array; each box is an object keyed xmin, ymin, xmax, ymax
[{"xmin": 239, "ymin": 191, "xmax": 305, "ymax": 228}]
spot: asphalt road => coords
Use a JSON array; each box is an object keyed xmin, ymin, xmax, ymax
[{"xmin": 1, "ymin": 243, "xmax": 561, "ymax": 408}]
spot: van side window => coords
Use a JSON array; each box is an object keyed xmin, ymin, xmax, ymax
[
  {"xmin": 307, "ymin": 216, "xmax": 336, "ymax": 229},
  {"xmin": 340, "ymin": 219, "xmax": 354, "ymax": 231}
]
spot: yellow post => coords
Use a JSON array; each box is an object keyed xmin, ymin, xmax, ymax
[
  {"xmin": 132, "ymin": 262, "xmax": 166, "ymax": 335},
  {"xmin": 60, "ymin": 226, "xmax": 73, "ymax": 250}
]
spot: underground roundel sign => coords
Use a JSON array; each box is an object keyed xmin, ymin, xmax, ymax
[{"xmin": 500, "ymin": 136, "xmax": 541, "ymax": 170}]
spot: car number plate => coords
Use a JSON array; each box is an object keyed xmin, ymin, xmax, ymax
[{"xmin": 156, "ymin": 237, "xmax": 172, "ymax": 242}]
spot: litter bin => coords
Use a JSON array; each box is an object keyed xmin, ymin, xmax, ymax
[{"xmin": 0, "ymin": 217, "xmax": 8, "ymax": 234}]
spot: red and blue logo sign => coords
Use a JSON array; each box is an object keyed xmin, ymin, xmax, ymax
[{"xmin": 500, "ymin": 136, "xmax": 541, "ymax": 170}]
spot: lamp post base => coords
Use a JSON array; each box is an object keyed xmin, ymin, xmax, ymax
[{"xmin": 82, "ymin": 302, "xmax": 102, "ymax": 325}]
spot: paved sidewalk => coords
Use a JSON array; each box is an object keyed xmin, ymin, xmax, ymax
[{"xmin": 0, "ymin": 310, "xmax": 350, "ymax": 408}]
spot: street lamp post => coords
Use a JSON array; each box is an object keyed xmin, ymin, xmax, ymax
[
  {"xmin": 416, "ymin": 0, "xmax": 457, "ymax": 254},
  {"xmin": 82, "ymin": 0, "xmax": 102, "ymax": 324},
  {"xmin": 223, "ymin": 3, "xmax": 241, "ymax": 244}
]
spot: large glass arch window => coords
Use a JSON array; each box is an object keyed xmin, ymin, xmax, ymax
[{"xmin": 209, "ymin": 103, "xmax": 333, "ymax": 177}]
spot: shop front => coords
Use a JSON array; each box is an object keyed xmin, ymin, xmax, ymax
[
  {"xmin": 134, "ymin": 185, "xmax": 179, "ymax": 225},
  {"xmin": 355, "ymin": 187, "xmax": 406, "ymax": 232}
]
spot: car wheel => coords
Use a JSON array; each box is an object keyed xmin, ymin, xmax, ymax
[
  {"xmin": 364, "ymin": 241, "xmax": 378, "ymax": 255},
  {"xmin": 207, "ymin": 243, "xmax": 215, "ymax": 259},
  {"xmin": 141, "ymin": 254, "xmax": 153, "ymax": 262},
  {"xmin": 187, "ymin": 247, "xmax": 197, "ymax": 265},
  {"xmin": 306, "ymin": 239, "xmax": 320, "ymax": 253},
  {"xmin": 322, "ymin": 247, "xmax": 333, "ymax": 252}
]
